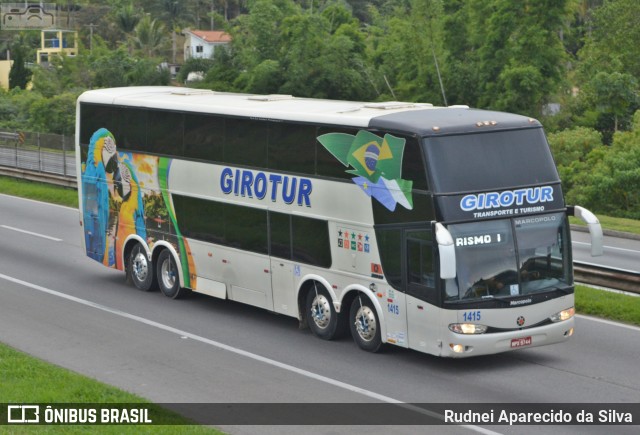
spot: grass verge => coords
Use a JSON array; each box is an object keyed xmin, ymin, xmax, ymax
[
  {"xmin": 0, "ymin": 343, "xmax": 221, "ymax": 433},
  {"xmin": 0, "ymin": 176, "xmax": 78, "ymax": 208},
  {"xmin": 575, "ymin": 285, "xmax": 640, "ymax": 327},
  {"xmin": 570, "ymin": 214, "xmax": 640, "ymax": 235}
]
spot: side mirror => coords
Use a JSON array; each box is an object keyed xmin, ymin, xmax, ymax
[
  {"xmin": 435, "ymin": 222, "xmax": 457, "ymax": 279},
  {"xmin": 570, "ymin": 206, "xmax": 603, "ymax": 257}
]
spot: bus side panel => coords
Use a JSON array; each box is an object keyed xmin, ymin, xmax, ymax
[
  {"xmin": 78, "ymin": 130, "xmax": 193, "ymax": 281},
  {"xmin": 406, "ymin": 295, "xmax": 443, "ymax": 356}
]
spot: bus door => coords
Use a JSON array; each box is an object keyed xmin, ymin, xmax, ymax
[
  {"xmin": 404, "ymin": 229, "xmax": 441, "ymax": 354},
  {"xmin": 270, "ymin": 258, "xmax": 297, "ymax": 317},
  {"xmin": 224, "ymin": 249, "xmax": 274, "ymax": 311}
]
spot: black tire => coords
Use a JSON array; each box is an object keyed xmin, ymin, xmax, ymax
[
  {"xmin": 156, "ymin": 249, "xmax": 187, "ymax": 299},
  {"xmin": 349, "ymin": 295, "xmax": 383, "ymax": 352},
  {"xmin": 127, "ymin": 243, "xmax": 156, "ymax": 292},
  {"xmin": 305, "ymin": 283, "xmax": 347, "ymax": 340}
]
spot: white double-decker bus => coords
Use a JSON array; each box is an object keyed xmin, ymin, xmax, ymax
[{"xmin": 76, "ymin": 87, "xmax": 603, "ymax": 357}]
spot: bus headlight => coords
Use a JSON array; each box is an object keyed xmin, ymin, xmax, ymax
[
  {"xmin": 550, "ymin": 307, "xmax": 575, "ymax": 323},
  {"xmin": 449, "ymin": 323, "xmax": 488, "ymax": 334}
]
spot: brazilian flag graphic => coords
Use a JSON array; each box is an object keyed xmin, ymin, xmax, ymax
[{"xmin": 318, "ymin": 130, "xmax": 413, "ymax": 211}]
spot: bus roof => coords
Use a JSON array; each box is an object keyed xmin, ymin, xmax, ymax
[{"xmin": 78, "ymin": 86, "xmax": 540, "ymax": 135}]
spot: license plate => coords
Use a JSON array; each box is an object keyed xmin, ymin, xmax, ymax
[{"xmin": 511, "ymin": 336, "xmax": 532, "ymax": 348}]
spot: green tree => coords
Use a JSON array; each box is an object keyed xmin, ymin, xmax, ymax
[
  {"xmin": 200, "ymin": 45, "xmax": 243, "ymax": 90},
  {"xmin": 370, "ymin": 0, "xmax": 448, "ymax": 103},
  {"xmin": 133, "ymin": 15, "xmax": 167, "ymax": 57},
  {"xmin": 155, "ymin": 0, "xmax": 195, "ymax": 63},
  {"xmin": 547, "ymin": 126, "xmax": 602, "ymax": 168},
  {"xmin": 566, "ymin": 111, "xmax": 640, "ymax": 218},
  {"xmin": 31, "ymin": 51, "xmax": 95, "ymax": 97},
  {"xmin": 201, "ymin": 0, "xmax": 372, "ymax": 100},
  {"xmin": 440, "ymin": 0, "xmax": 480, "ymax": 106},
  {"xmin": 546, "ymin": 126, "xmax": 602, "ymax": 196},
  {"xmin": 583, "ymin": 72, "xmax": 639, "ymax": 132},
  {"xmin": 8, "ymin": 43, "xmax": 32, "ymax": 90},
  {"xmin": 176, "ymin": 57, "xmax": 215, "ymax": 83},
  {"xmin": 114, "ymin": 3, "xmax": 141, "ymax": 53},
  {"xmin": 91, "ymin": 46, "xmax": 169, "ymax": 87},
  {"xmin": 29, "ymin": 92, "xmax": 79, "ymax": 135},
  {"xmin": 574, "ymin": 0, "xmax": 640, "ymax": 137},
  {"xmin": 475, "ymin": 0, "xmax": 570, "ymax": 116},
  {"xmin": 115, "ymin": 3, "xmax": 141, "ymax": 34}
]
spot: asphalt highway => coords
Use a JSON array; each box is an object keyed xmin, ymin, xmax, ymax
[{"xmin": 0, "ymin": 194, "xmax": 638, "ymax": 435}]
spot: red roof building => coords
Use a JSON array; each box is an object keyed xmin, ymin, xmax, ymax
[{"xmin": 183, "ymin": 30, "xmax": 231, "ymax": 61}]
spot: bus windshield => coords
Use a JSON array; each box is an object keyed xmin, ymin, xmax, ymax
[
  {"xmin": 423, "ymin": 128, "xmax": 559, "ymax": 194},
  {"xmin": 443, "ymin": 212, "xmax": 571, "ymax": 302}
]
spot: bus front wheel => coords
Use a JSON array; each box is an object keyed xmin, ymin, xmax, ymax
[
  {"xmin": 349, "ymin": 295, "xmax": 383, "ymax": 352},
  {"xmin": 127, "ymin": 243, "xmax": 156, "ymax": 292},
  {"xmin": 157, "ymin": 249, "xmax": 186, "ymax": 299}
]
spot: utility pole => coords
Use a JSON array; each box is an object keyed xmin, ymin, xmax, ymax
[{"xmin": 85, "ymin": 23, "xmax": 97, "ymax": 53}]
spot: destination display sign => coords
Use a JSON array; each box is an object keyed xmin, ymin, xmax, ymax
[
  {"xmin": 435, "ymin": 184, "xmax": 565, "ymax": 221},
  {"xmin": 454, "ymin": 232, "xmax": 507, "ymax": 248}
]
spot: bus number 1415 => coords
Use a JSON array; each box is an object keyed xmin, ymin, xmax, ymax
[{"xmin": 463, "ymin": 311, "xmax": 481, "ymax": 322}]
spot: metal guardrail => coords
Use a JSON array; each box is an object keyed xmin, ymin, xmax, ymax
[
  {"xmin": 574, "ymin": 262, "xmax": 640, "ymax": 294},
  {"xmin": 0, "ymin": 130, "xmax": 76, "ymax": 185}
]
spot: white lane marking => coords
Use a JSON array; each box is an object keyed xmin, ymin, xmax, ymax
[
  {"xmin": 0, "ymin": 272, "xmax": 499, "ymax": 434},
  {"xmin": 0, "ymin": 225, "xmax": 62, "ymax": 242},
  {"xmin": 572, "ymin": 240, "xmax": 640, "ymax": 254},
  {"xmin": 576, "ymin": 314, "xmax": 640, "ymax": 332}
]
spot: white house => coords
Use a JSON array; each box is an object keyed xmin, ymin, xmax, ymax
[{"xmin": 183, "ymin": 30, "xmax": 231, "ymax": 61}]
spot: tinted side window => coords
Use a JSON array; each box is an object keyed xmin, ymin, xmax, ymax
[
  {"xmin": 268, "ymin": 212, "xmax": 331, "ymax": 267},
  {"xmin": 407, "ymin": 231, "xmax": 434, "ymax": 285},
  {"xmin": 406, "ymin": 229, "xmax": 437, "ymax": 304},
  {"xmin": 172, "ymin": 195, "xmax": 268, "ymax": 255},
  {"xmin": 401, "ymin": 136, "xmax": 428, "ymax": 191},
  {"xmin": 225, "ymin": 118, "xmax": 268, "ymax": 167},
  {"xmin": 269, "ymin": 212, "xmax": 291, "ymax": 260},
  {"xmin": 119, "ymin": 108, "xmax": 147, "ymax": 151},
  {"xmin": 80, "ymin": 104, "xmax": 119, "ymax": 145},
  {"xmin": 172, "ymin": 194, "xmax": 225, "ymax": 244},
  {"xmin": 316, "ymin": 126, "xmax": 356, "ymax": 180},
  {"xmin": 291, "ymin": 216, "xmax": 331, "ymax": 268},
  {"xmin": 147, "ymin": 110, "xmax": 184, "ymax": 157},
  {"xmin": 372, "ymin": 191, "xmax": 434, "ymax": 225},
  {"xmin": 373, "ymin": 227, "xmax": 402, "ymax": 289},
  {"xmin": 184, "ymin": 114, "xmax": 224, "ymax": 162},
  {"xmin": 268, "ymin": 122, "xmax": 316, "ymax": 174},
  {"xmin": 225, "ymin": 203, "xmax": 268, "ymax": 254}
]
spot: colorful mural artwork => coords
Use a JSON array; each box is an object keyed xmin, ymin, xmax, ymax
[
  {"xmin": 81, "ymin": 129, "xmax": 193, "ymax": 288},
  {"xmin": 317, "ymin": 130, "xmax": 413, "ymax": 211},
  {"xmin": 81, "ymin": 128, "xmax": 118, "ymax": 267}
]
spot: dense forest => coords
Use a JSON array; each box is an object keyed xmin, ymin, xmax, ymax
[{"xmin": 0, "ymin": 0, "xmax": 638, "ymax": 219}]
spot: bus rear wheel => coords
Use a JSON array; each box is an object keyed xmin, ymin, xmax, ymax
[
  {"xmin": 349, "ymin": 295, "xmax": 383, "ymax": 352},
  {"xmin": 157, "ymin": 249, "xmax": 186, "ymax": 299},
  {"xmin": 127, "ymin": 243, "xmax": 156, "ymax": 292},
  {"xmin": 306, "ymin": 283, "xmax": 345, "ymax": 340}
]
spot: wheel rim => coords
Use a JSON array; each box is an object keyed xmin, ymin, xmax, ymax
[
  {"xmin": 310, "ymin": 293, "xmax": 331, "ymax": 329},
  {"xmin": 354, "ymin": 305, "xmax": 377, "ymax": 342},
  {"xmin": 132, "ymin": 250, "xmax": 148, "ymax": 282},
  {"xmin": 160, "ymin": 257, "xmax": 176, "ymax": 290}
]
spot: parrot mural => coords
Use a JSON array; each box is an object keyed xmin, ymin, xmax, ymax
[
  {"xmin": 82, "ymin": 129, "xmax": 148, "ymax": 270},
  {"xmin": 114, "ymin": 158, "xmax": 147, "ymax": 270},
  {"xmin": 81, "ymin": 128, "xmax": 118, "ymax": 266},
  {"xmin": 81, "ymin": 128, "xmax": 193, "ymax": 286}
]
